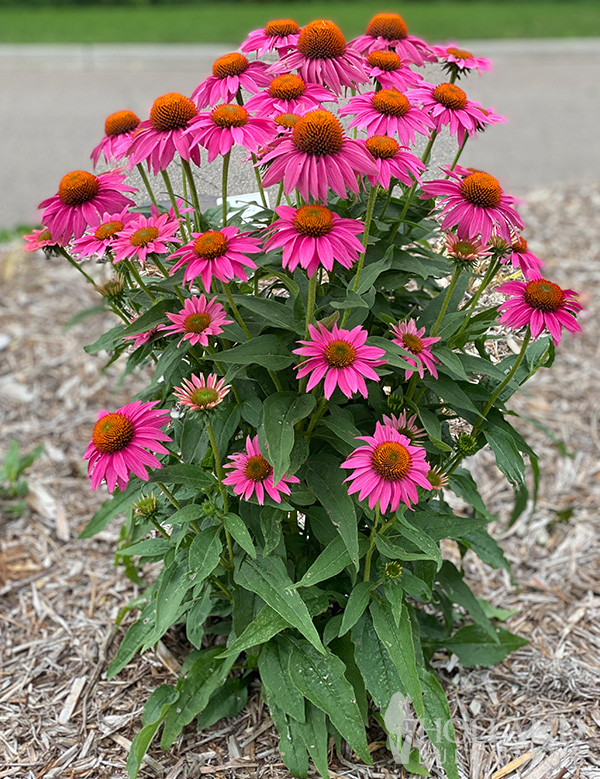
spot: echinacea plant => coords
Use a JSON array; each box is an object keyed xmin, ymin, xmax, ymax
[{"xmin": 28, "ymin": 12, "xmax": 583, "ymax": 779}]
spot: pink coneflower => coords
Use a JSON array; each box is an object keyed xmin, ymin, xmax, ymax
[
  {"xmin": 350, "ymin": 13, "xmax": 435, "ymax": 66},
  {"xmin": 270, "ymin": 19, "xmax": 369, "ymax": 95},
  {"xmin": 501, "ymin": 235, "xmax": 544, "ymax": 279},
  {"xmin": 71, "ymin": 207, "xmax": 132, "ymax": 259},
  {"xmin": 168, "ymin": 227, "xmax": 261, "ymax": 291},
  {"xmin": 39, "ymin": 169, "xmax": 136, "ymax": 245},
  {"xmin": 444, "ymin": 232, "xmax": 492, "ymax": 266},
  {"xmin": 127, "ymin": 93, "xmax": 201, "ymax": 174},
  {"xmin": 433, "ymin": 44, "xmax": 491, "ymax": 76},
  {"xmin": 223, "ymin": 435, "xmax": 299, "ymax": 505},
  {"xmin": 240, "ymin": 19, "xmax": 301, "ymax": 56},
  {"xmin": 497, "ymin": 278, "xmax": 582, "ymax": 346},
  {"xmin": 390, "ymin": 319, "xmax": 441, "ymax": 380},
  {"xmin": 159, "ymin": 295, "xmax": 232, "ymax": 347},
  {"xmin": 341, "ymin": 422, "xmax": 432, "ymax": 512},
  {"xmin": 294, "ymin": 322, "xmax": 386, "ymax": 400},
  {"xmin": 244, "ymin": 74, "xmax": 336, "ymax": 117},
  {"xmin": 260, "ymin": 109, "xmax": 378, "ymax": 202},
  {"xmin": 83, "ymin": 400, "xmax": 172, "ymax": 493},
  {"xmin": 381, "ymin": 411, "xmax": 426, "ymax": 443},
  {"xmin": 421, "ymin": 169, "xmax": 524, "ymax": 243},
  {"xmin": 265, "ymin": 204, "xmax": 365, "ymax": 277},
  {"xmin": 338, "ymin": 90, "xmax": 434, "ymax": 146},
  {"xmin": 192, "ymin": 53, "xmax": 270, "ymax": 109},
  {"xmin": 91, "ymin": 110, "xmax": 141, "ymax": 167},
  {"xmin": 184, "ymin": 104, "xmax": 274, "ymax": 163},
  {"xmin": 23, "ymin": 227, "xmax": 59, "ymax": 251},
  {"xmin": 111, "ymin": 207, "xmax": 181, "ymax": 264},
  {"xmin": 365, "ymin": 50, "xmax": 423, "ymax": 91},
  {"xmin": 362, "ymin": 136, "xmax": 426, "ymax": 190},
  {"xmin": 472, "ymin": 105, "xmax": 505, "ymax": 134},
  {"xmin": 123, "ymin": 324, "xmax": 162, "ymax": 349},
  {"xmin": 273, "ymin": 112, "xmax": 302, "ymax": 134},
  {"xmin": 173, "ymin": 373, "xmax": 231, "ymax": 411},
  {"xmin": 410, "ymin": 82, "xmax": 501, "ymax": 144}
]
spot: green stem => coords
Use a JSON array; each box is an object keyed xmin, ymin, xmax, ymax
[
  {"xmin": 404, "ymin": 373, "xmax": 419, "ymax": 403},
  {"xmin": 420, "ymin": 128, "xmax": 439, "ymax": 167},
  {"xmin": 127, "ymin": 260, "xmax": 156, "ymax": 301},
  {"xmin": 151, "ymin": 254, "xmax": 186, "ymax": 305},
  {"xmin": 305, "ymin": 396, "xmax": 327, "ymax": 439},
  {"xmin": 181, "ymin": 163, "xmax": 193, "ymax": 235},
  {"xmin": 156, "ymin": 482, "xmax": 182, "ymax": 510},
  {"xmin": 251, "ymin": 153, "xmax": 268, "ymax": 208},
  {"xmin": 222, "ymin": 281, "xmax": 251, "ymax": 338},
  {"xmin": 160, "ymin": 170, "xmax": 181, "ymax": 218},
  {"xmin": 351, "ymin": 185, "xmax": 379, "ymax": 295},
  {"xmin": 136, "ymin": 164, "xmax": 158, "ymax": 207},
  {"xmin": 57, "ymin": 247, "xmax": 97, "ymax": 287},
  {"xmin": 447, "ymin": 133, "xmax": 469, "ymax": 176},
  {"xmin": 274, "ymin": 181, "xmax": 285, "ymax": 211},
  {"xmin": 431, "ymin": 266, "xmax": 462, "ymax": 337},
  {"xmin": 304, "ymin": 272, "xmax": 318, "ymax": 338},
  {"xmin": 463, "ymin": 256, "xmax": 501, "ymax": 311},
  {"xmin": 363, "ymin": 505, "xmax": 381, "ymax": 582},
  {"xmin": 222, "ymin": 150, "xmax": 231, "ymax": 228},
  {"xmin": 181, "ymin": 158, "xmax": 202, "ymax": 230},
  {"xmin": 149, "ymin": 515, "xmax": 170, "ymax": 540},
  {"xmin": 206, "ymin": 419, "xmax": 229, "ymax": 512}
]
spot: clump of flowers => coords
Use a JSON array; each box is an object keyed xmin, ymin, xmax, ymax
[{"xmin": 33, "ymin": 14, "xmax": 582, "ymax": 779}]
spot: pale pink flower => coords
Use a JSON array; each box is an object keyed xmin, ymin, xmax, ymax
[
  {"xmin": 244, "ymin": 74, "xmax": 336, "ymax": 117},
  {"xmin": 240, "ymin": 19, "xmax": 301, "ymax": 56},
  {"xmin": 443, "ymin": 232, "xmax": 492, "ymax": 266},
  {"xmin": 390, "ymin": 319, "xmax": 441, "ymax": 380},
  {"xmin": 260, "ymin": 109, "xmax": 378, "ymax": 202},
  {"xmin": 23, "ymin": 227, "xmax": 59, "ymax": 251},
  {"xmin": 341, "ymin": 422, "xmax": 432, "ymax": 512},
  {"xmin": 223, "ymin": 435, "xmax": 299, "ymax": 505},
  {"xmin": 269, "ymin": 19, "xmax": 369, "ymax": 95},
  {"xmin": 173, "ymin": 373, "xmax": 231, "ymax": 411},
  {"xmin": 421, "ymin": 168, "xmax": 524, "ymax": 243},
  {"xmin": 39, "ymin": 169, "xmax": 136, "ymax": 244},
  {"xmin": 127, "ymin": 93, "xmax": 201, "ymax": 174},
  {"xmin": 168, "ymin": 226, "xmax": 261, "ymax": 291},
  {"xmin": 123, "ymin": 324, "xmax": 162, "ymax": 349},
  {"xmin": 365, "ymin": 50, "xmax": 423, "ymax": 91},
  {"xmin": 350, "ymin": 13, "xmax": 435, "ymax": 66},
  {"xmin": 338, "ymin": 89, "xmax": 434, "ymax": 145},
  {"xmin": 410, "ymin": 82, "xmax": 502, "ymax": 144},
  {"xmin": 497, "ymin": 278, "xmax": 582, "ymax": 345},
  {"xmin": 192, "ymin": 53, "xmax": 270, "ymax": 109},
  {"xmin": 159, "ymin": 295, "xmax": 232, "ymax": 347},
  {"xmin": 83, "ymin": 400, "xmax": 171, "ymax": 493},
  {"xmin": 362, "ymin": 136, "xmax": 426, "ymax": 190},
  {"xmin": 184, "ymin": 104, "xmax": 274, "ymax": 163},
  {"xmin": 91, "ymin": 110, "xmax": 140, "ymax": 167},
  {"xmin": 502, "ymin": 235, "xmax": 544, "ymax": 279},
  {"xmin": 432, "ymin": 43, "xmax": 492, "ymax": 76},
  {"xmin": 427, "ymin": 465, "xmax": 449, "ymax": 491},
  {"xmin": 111, "ymin": 207, "xmax": 181, "ymax": 264},
  {"xmin": 381, "ymin": 411, "xmax": 426, "ymax": 442},
  {"xmin": 265, "ymin": 204, "xmax": 365, "ymax": 277},
  {"xmin": 294, "ymin": 322, "xmax": 387, "ymax": 400},
  {"xmin": 71, "ymin": 207, "xmax": 132, "ymax": 259}
]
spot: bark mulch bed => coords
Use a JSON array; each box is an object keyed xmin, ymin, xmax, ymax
[{"xmin": 1, "ymin": 182, "xmax": 599, "ymax": 779}]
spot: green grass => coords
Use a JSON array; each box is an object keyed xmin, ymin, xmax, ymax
[{"xmin": 1, "ymin": 1, "xmax": 598, "ymax": 44}]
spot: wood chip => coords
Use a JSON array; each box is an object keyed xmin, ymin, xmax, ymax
[{"xmin": 58, "ymin": 676, "xmax": 87, "ymax": 724}]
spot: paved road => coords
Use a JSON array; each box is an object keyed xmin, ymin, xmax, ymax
[{"xmin": 1, "ymin": 39, "xmax": 598, "ymax": 230}]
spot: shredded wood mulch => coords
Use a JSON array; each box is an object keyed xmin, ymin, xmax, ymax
[{"xmin": 1, "ymin": 182, "xmax": 599, "ymax": 779}]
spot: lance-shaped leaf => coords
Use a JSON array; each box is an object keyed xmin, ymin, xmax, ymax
[
  {"xmin": 188, "ymin": 525, "xmax": 223, "ymax": 582},
  {"xmin": 420, "ymin": 669, "xmax": 459, "ymax": 779},
  {"xmin": 207, "ymin": 335, "xmax": 294, "ymax": 370},
  {"xmin": 127, "ymin": 684, "xmax": 179, "ymax": 779},
  {"xmin": 351, "ymin": 613, "xmax": 404, "ymax": 710},
  {"xmin": 219, "ymin": 605, "xmax": 289, "ymax": 658},
  {"xmin": 292, "ymin": 535, "xmax": 354, "ymax": 589},
  {"xmin": 79, "ymin": 479, "xmax": 142, "ymax": 538},
  {"xmin": 436, "ymin": 561, "xmax": 498, "ymax": 641},
  {"xmin": 258, "ymin": 638, "xmax": 306, "ymax": 722},
  {"xmin": 263, "ymin": 392, "xmax": 315, "ymax": 483},
  {"xmin": 268, "ymin": 700, "xmax": 309, "ymax": 778}
]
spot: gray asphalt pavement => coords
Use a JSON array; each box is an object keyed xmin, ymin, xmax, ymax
[{"xmin": 1, "ymin": 39, "xmax": 599, "ymax": 230}]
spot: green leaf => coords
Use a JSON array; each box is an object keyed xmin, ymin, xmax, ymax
[
  {"xmin": 397, "ymin": 514, "xmax": 442, "ymax": 570},
  {"xmin": 268, "ymin": 700, "xmax": 309, "ymax": 778},
  {"xmin": 258, "ymin": 638, "xmax": 306, "ymax": 722},
  {"xmin": 79, "ymin": 480, "xmax": 142, "ymax": 538},
  {"xmin": 166, "ymin": 504, "xmax": 204, "ymax": 526},
  {"xmin": 263, "ymin": 392, "xmax": 315, "ymax": 482},
  {"xmin": 449, "ymin": 468, "xmax": 496, "ymax": 521},
  {"xmin": 463, "ymin": 528, "xmax": 511, "ymax": 572},
  {"xmin": 305, "ymin": 454, "xmax": 359, "ymax": 569},
  {"xmin": 436, "ymin": 345, "xmax": 471, "ymax": 381},
  {"xmin": 219, "ymin": 605, "xmax": 289, "ymax": 658},
  {"xmin": 376, "ymin": 535, "xmax": 439, "ymax": 562},
  {"xmin": 292, "ymin": 535, "xmax": 353, "ymax": 589},
  {"xmin": 234, "ymin": 558, "xmax": 325, "ymax": 654},
  {"xmin": 195, "ymin": 678, "xmax": 249, "ymax": 731},
  {"xmin": 231, "ymin": 293, "xmax": 298, "ymax": 332},
  {"xmin": 296, "ymin": 703, "xmax": 329, "ymax": 779},
  {"xmin": 330, "ymin": 289, "xmax": 369, "ymax": 311},
  {"xmin": 260, "ymin": 506, "xmax": 284, "ymax": 555},
  {"xmin": 120, "ymin": 298, "xmax": 178, "ymax": 337},
  {"xmin": 354, "ymin": 254, "xmax": 392, "ymax": 294},
  {"xmin": 318, "ymin": 406, "xmax": 361, "ymax": 452},
  {"xmin": 370, "ymin": 600, "xmax": 423, "ymax": 718},
  {"xmin": 186, "ymin": 587, "xmax": 213, "ymax": 650},
  {"xmin": 223, "ymin": 513, "xmax": 256, "ymax": 559},
  {"xmin": 84, "ymin": 323, "xmax": 125, "ymax": 354},
  {"xmin": 339, "ymin": 581, "xmax": 372, "ymax": 637},
  {"xmin": 436, "ymin": 561, "xmax": 498, "ymax": 641},
  {"xmin": 127, "ymin": 684, "xmax": 179, "ymax": 779},
  {"xmin": 352, "ymin": 613, "xmax": 404, "ymax": 710},
  {"xmin": 118, "ymin": 538, "xmax": 172, "ymax": 558},
  {"xmin": 209, "ymin": 335, "xmax": 294, "ymax": 370},
  {"xmin": 149, "ymin": 464, "xmax": 213, "ymax": 492},
  {"xmin": 440, "ymin": 625, "xmax": 528, "ymax": 667},
  {"xmin": 161, "ymin": 648, "xmax": 235, "ymax": 748},
  {"xmin": 142, "ymin": 550, "xmax": 193, "ymax": 649},
  {"xmin": 423, "ymin": 374, "xmax": 482, "ymax": 416},
  {"xmin": 419, "ymin": 669, "xmax": 459, "ymax": 779},
  {"xmin": 483, "ymin": 427, "xmax": 526, "ymax": 487},
  {"xmin": 367, "ymin": 335, "xmax": 417, "ymax": 372},
  {"xmin": 188, "ymin": 525, "xmax": 223, "ymax": 582},
  {"xmin": 287, "ymin": 637, "xmax": 372, "ymax": 765},
  {"xmin": 411, "ymin": 506, "xmax": 488, "ymax": 541},
  {"xmin": 107, "ymin": 601, "xmax": 156, "ymax": 679}
]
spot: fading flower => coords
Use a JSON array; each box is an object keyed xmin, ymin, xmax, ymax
[{"xmin": 173, "ymin": 373, "xmax": 231, "ymax": 411}]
